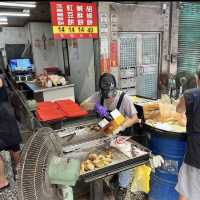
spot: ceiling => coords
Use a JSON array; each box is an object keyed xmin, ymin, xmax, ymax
[{"xmin": 0, "ymin": 1, "xmax": 51, "ymax": 27}]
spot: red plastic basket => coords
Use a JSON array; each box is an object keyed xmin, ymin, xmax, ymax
[
  {"xmin": 55, "ymin": 100, "xmax": 88, "ymax": 118},
  {"xmin": 36, "ymin": 101, "xmax": 58, "ymax": 110},
  {"xmin": 36, "ymin": 99, "xmax": 88, "ymax": 121},
  {"xmin": 36, "ymin": 101, "xmax": 65, "ymax": 122}
]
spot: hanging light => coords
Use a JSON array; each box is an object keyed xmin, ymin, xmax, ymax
[
  {"xmin": 162, "ymin": 3, "xmax": 167, "ymax": 14},
  {"xmin": 0, "ymin": 2, "xmax": 36, "ymax": 8},
  {"xmin": 0, "ymin": 17, "xmax": 8, "ymax": 22},
  {"xmin": 0, "ymin": 22, "xmax": 8, "ymax": 25},
  {"xmin": 0, "ymin": 9, "xmax": 30, "ymax": 17}
]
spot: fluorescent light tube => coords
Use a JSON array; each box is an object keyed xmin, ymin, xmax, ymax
[
  {"xmin": 0, "ymin": 2, "xmax": 36, "ymax": 8},
  {"xmin": 0, "ymin": 22, "xmax": 8, "ymax": 25},
  {"xmin": 0, "ymin": 17, "xmax": 7, "ymax": 22},
  {"xmin": 0, "ymin": 12, "xmax": 30, "ymax": 17}
]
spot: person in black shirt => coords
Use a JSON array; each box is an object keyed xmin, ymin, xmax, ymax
[
  {"xmin": 0, "ymin": 73, "xmax": 21, "ymax": 190},
  {"xmin": 175, "ymin": 70, "xmax": 200, "ymax": 200}
]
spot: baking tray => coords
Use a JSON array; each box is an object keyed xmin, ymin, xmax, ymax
[{"xmin": 63, "ymin": 139, "xmax": 150, "ymax": 182}]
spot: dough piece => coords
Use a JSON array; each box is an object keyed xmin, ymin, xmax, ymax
[
  {"xmin": 105, "ymin": 154, "xmax": 112, "ymax": 159},
  {"xmin": 85, "ymin": 159, "xmax": 93, "ymax": 164},
  {"xmin": 88, "ymin": 153, "xmax": 98, "ymax": 161},
  {"xmin": 104, "ymin": 157, "xmax": 112, "ymax": 163},
  {"xmin": 83, "ymin": 161, "xmax": 89, "ymax": 171},
  {"xmin": 103, "ymin": 161, "xmax": 110, "ymax": 166},
  {"xmin": 80, "ymin": 162, "xmax": 85, "ymax": 174},
  {"xmin": 94, "ymin": 160, "xmax": 105, "ymax": 168},
  {"xmin": 84, "ymin": 160, "xmax": 95, "ymax": 171},
  {"xmin": 98, "ymin": 155, "xmax": 106, "ymax": 160},
  {"xmin": 84, "ymin": 160, "xmax": 92, "ymax": 171},
  {"xmin": 105, "ymin": 149, "xmax": 113, "ymax": 159},
  {"xmin": 93, "ymin": 159, "xmax": 99, "ymax": 165}
]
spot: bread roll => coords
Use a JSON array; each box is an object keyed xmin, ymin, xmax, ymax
[
  {"xmin": 84, "ymin": 161, "xmax": 95, "ymax": 171},
  {"xmin": 98, "ymin": 155, "xmax": 106, "ymax": 160},
  {"xmin": 103, "ymin": 161, "xmax": 110, "ymax": 166},
  {"xmin": 88, "ymin": 153, "xmax": 97, "ymax": 161},
  {"xmin": 104, "ymin": 157, "xmax": 112, "ymax": 163},
  {"xmin": 80, "ymin": 162, "xmax": 85, "ymax": 174},
  {"xmin": 94, "ymin": 160, "xmax": 105, "ymax": 168}
]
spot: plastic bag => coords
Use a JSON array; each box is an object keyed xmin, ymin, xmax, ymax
[{"xmin": 131, "ymin": 164, "xmax": 151, "ymax": 194}]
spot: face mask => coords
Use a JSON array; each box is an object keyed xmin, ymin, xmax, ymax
[{"xmin": 101, "ymin": 89, "xmax": 117, "ymax": 99}]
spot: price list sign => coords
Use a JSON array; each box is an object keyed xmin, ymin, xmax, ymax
[{"xmin": 50, "ymin": 2, "xmax": 98, "ymax": 39}]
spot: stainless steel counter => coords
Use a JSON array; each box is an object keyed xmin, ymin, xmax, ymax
[
  {"xmin": 25, "ymin": 82, "xmax": 75, "ymax": 101},
  {"xmin": 25, "ymin": 82, "xmax": 74, "ymax": 92}
]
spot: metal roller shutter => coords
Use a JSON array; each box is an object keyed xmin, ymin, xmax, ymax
[{"xmin": 178, "ymin": 2, "xmax": 200, "ymax": 73}]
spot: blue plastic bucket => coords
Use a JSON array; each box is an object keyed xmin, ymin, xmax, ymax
[
  {"xmin": 145, "ymin": 125, "xmax": 186, "ymax": 200},
  {"xmin": 149, "ymin": 173, "xmax": 179, "ymax": 200}
]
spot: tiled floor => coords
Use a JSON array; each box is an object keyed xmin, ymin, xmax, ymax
[
  {"xmin": 0, "ymin": 128, "xmax": 33, "ymax": 200},
  {"xmin": 0, "ymin": 128, "xmax": 148, "ymax": 200},
  {"xmin": 0, "ymin": 151, "xmax": 18, "ymax": 200}
]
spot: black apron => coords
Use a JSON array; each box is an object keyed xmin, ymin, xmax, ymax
[
  {"xmin": 0, "ymin": 83, "xmax": 21, "ymax": 150},
  {"xmin": 184, "ymin": 89, "xmax": 200, "ymax": 169}
]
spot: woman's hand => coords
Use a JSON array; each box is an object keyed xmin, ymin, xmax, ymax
[{"xmin": 0, "ymin": 78, "xmax": 3, "ymax": 88}]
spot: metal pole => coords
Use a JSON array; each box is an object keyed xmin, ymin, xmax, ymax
[{"xmin": 168, "ymin": 1, "xmax": 173, "ymax": 74}]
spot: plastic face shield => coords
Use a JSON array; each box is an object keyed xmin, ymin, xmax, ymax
[
  {"xmin": 100, "ymin": 75, "xmax": 117, "ymax": 99},
  {"xmin": 101, "ymin": 88, "xmax": 116, "ymax": 99}
]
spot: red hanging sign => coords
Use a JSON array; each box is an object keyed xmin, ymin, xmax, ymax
[
  {"xmin": 110, "ymin": 40, "xmax": 118, "ymax": 67},
  {"xmin": 100, "ymin": 57, "xmax": 110, "ymax": 74},
  {"xmin": 50, "ymin": 2, "xmax": 98, "ymax": 39}
]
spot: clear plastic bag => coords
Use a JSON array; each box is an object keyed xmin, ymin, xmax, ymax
[{"xmin": 160, "ymin": 159, "xmax": 179, "ymax": 175}]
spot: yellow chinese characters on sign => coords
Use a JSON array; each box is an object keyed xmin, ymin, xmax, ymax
[{"xmin": 53, "ymin": 26, "xmax": 98, "ymax": 34}]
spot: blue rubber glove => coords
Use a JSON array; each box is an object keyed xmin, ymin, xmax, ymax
[{"xmin": 95, "ymin": 102, "xmax": 110, "ymax": 119}]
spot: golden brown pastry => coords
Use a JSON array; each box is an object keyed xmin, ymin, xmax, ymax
[
  {"xmin": 88, "ymin": 153, "xmax": 98, "ymax": 161},
  {"xmin": 103, "ymin": 161, "xmax": 110, "ymax": 166},
  {"xmin": 105, "ymin": 150, "xmax": 112, "ymax": 159},
  {"xmin": 80, "ymin": 150, "xmax": 113, "ymax": 173},
  {"xmin": 80, "ymin": 162, "xmax": 85, "ymax": 174},
  {"xmin": 105, "ymin": 154, "xmax": 112, "ymax": 159},
  {"xmin": 85, "ymin": 159, "xmax": 93, "ymax": 164},
  {"xmin": 98, "ymin": 155, "xmax": 106, "ymax": 160},
  {"xmin": 104, "ymin": 157, "xmax": 112, "ymax": 163},
  {"xmin": 84, "ymin": 160, "xmax": 95, "ymax": 171},
  {"xmin": 93, "ymin": 160, "xmax": 105, "ymax": 168}
]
